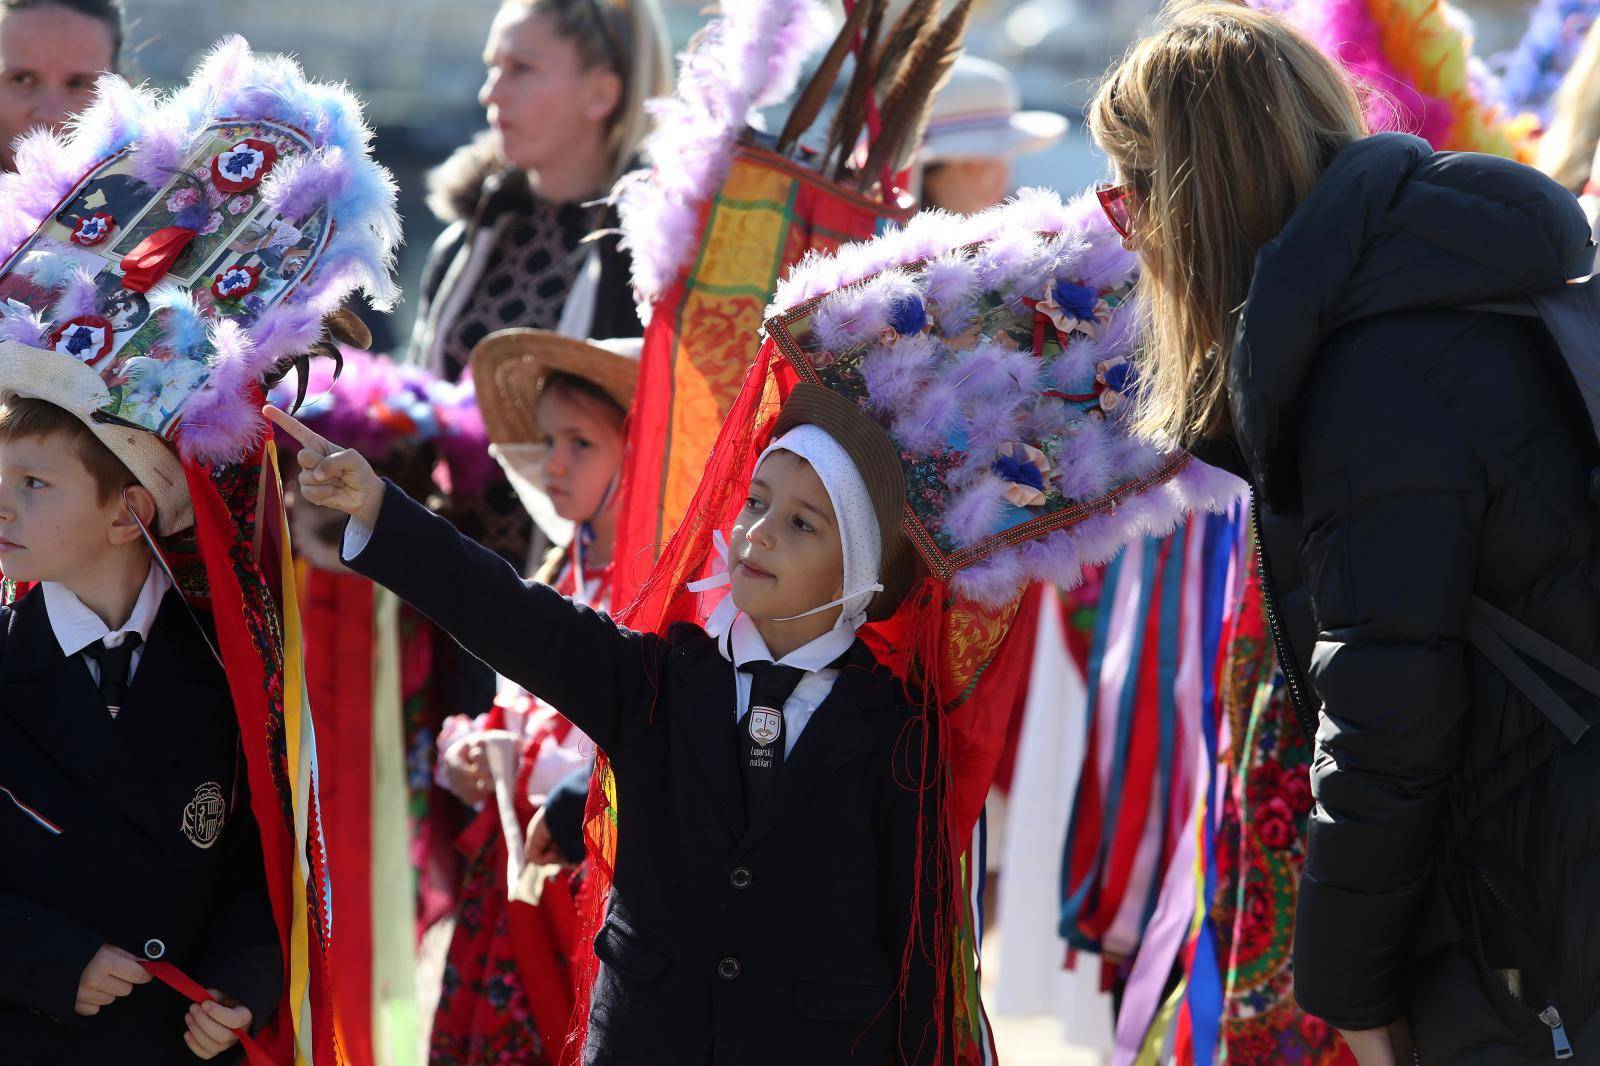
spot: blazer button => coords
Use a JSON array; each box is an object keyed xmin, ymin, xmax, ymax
[
  {"xmin": 143, "ymin": 938, "xmax": 166, "ymax": 960},
  {"xmin": 729, "ymin": 866, "xmax": 752, "ymax": 889},
  {"xmin": 717, "ymin": 957, "xmax": 741, "ymax": 980}
]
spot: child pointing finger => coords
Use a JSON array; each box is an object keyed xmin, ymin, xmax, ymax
[{"xmin": 262, "ymin": 405, "xmax": 385, "ymax": 530}]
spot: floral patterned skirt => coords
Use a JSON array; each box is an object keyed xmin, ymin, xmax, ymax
[
  {"xmin": 429, "ymin": 800, "xmax": 579, "ymax": 1065},
  {"xmin": 1209, "ymin": 567, "xmax": 1355, "ymax": 1066}
]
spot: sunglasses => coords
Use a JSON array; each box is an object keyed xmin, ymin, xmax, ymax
[{"xmin": 1097, "ymin": 181, "xmax": 1133, "ymax": 240}]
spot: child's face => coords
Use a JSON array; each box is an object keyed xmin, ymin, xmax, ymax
[
  {"xmin": 0, "ymin": 431, "xmax": 128, "ymax": 583},
  {"xmin": 535, "ymin": 388, "xmax": 624, "ymax": 523},
  {"xmin": 729, "ymin": 451, "xmax": 845, "ymax": 625}
]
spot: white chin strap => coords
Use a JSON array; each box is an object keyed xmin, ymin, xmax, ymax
[{"xmin": 772, "ymin": 581, "xmax": 884, "ymax": 623}]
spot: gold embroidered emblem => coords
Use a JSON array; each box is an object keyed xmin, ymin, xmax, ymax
[{"xmin": 181, "ymin": 781, "xmax": 226, "ymax": 849}]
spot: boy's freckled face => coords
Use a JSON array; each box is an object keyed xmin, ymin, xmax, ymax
[
  {"xmin": 0, "ymin": 431, "xmax": 122, "ymax": 583},
  {"xmin": 729, "ymin": 451, "xmax": 844, "ymax": 622}
]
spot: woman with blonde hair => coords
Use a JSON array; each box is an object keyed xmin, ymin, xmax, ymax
[
  {"xmin": 1090, "ymin": 3, "xmax": 1600, "ymax": 1064},
  {"xmin": 409, "ymin": 0, "xmax": 670, "ymax": 383}
]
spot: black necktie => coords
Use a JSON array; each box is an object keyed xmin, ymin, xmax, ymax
[
  {"xmin": 737, "ymin": 661, "xmax": 806, "ymax": 818},
  {"xmin": 84, "ymin": 633, "xmax": 142, "ymax": 718}
]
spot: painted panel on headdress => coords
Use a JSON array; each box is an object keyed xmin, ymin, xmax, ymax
[
  {"xmin": 0, "ymin": 119, "xmax": 331, "ymax": 438},
  {"xmin": 648, "ymin": 144, "xmax": 914, "ymax": 545}
]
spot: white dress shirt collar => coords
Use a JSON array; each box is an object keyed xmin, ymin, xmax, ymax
[
  {"xmin": 42, "ymin": 562, "xmax": 170, "ymax": 658},
  {"xmin": 721, "ymin": 611, "xmax": 856, "ymax": 671}
]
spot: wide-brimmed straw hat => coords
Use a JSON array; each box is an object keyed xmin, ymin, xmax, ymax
[
  {"xmin": 471, "ymin": 329, "xmax": 641, "ymax": 447},
  {"xmin": 920, "ymin": 56, "xmax": 1069, "ymax": 164},
  {"xmin": 470, "ymin": 329, "xmax": 641, "ymax": 546}
]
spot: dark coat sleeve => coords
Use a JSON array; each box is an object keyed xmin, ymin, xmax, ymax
[
  {"xmin": 878, "ymin": 712, "xmax": 954, "ymax": 1065},
  {"xmin": 0, "ymin": 892, "xmax": 105, "ymax": 1019},
  {"xmin": 1290, "ymin": 363, "xmax": 1485, "ymax": 1030},
  {"xmin": 542, "ymin": 759, "xmax": 593, "ymax": 865},
  {"xmin": 344, "ymin": 482, "xmax": 666, "ymax": 757},
  {"xmin": 196, "ymin": 776, "xmax": 282, "ymax": 1029}
]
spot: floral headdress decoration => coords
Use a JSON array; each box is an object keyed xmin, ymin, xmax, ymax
[{"xmin": 0, "ymin": 35, "xmax": 399, "ymax": 532}]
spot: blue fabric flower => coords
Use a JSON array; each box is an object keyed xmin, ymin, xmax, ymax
[
  {"xmin": 887, "ymin": 294, "xmax": 927, "ymax": 336},
  {"xmin": 993, "ymin": 452, "xmax": 1045, "ymax": 491},
  {"xmin": 64, "ymin": 326, "xmax": 95, "ymax": 357},
  {"xmin": 1102, "ymin": 360, "xmax": 1133, "ymax": 393},
  {"xmin": 1052, "ymin": 279, "xmax": 1100, "ymax": 321}
]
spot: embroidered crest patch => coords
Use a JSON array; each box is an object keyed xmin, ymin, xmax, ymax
[
  {"xmin": 748, "ymin": 707, "xmax": 782, "ymax": 747},
  {"xmin": 181, "ymin": 781, "xmax": 226, "ymax": 849}
]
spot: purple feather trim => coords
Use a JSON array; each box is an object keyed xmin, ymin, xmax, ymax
[
  {"xmin": 944, "ymin": 476, "xmax": 1008, "ymax": 548},
  {"xmin": 773, "ymin": 188, "xmax": 1116, "ymax": 312},
  {"xmin": 0, "ymin": 306, "xmax": 47, "ymax": 349},
  {"xmin": 617, "ymin": 0, "xmax": 833, "ymax": 308},
  {"xmin": 859, "ymin": 334, "xmax": 935, "ymax": 414}
]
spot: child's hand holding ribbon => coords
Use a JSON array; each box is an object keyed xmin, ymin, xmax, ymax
[{"xmin": 182, "ymin": 992, "xmax": 252, "ymax": 1060}]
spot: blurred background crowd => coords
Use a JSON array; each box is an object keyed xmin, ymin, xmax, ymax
[{"xmin": 96, "ymin": 0, "xmax": 1522, "ymax": 352}]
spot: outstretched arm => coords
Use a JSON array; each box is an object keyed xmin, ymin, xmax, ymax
[{"xmin": 264, "ymin": 406, "xmax": 664, "ymax": 755}]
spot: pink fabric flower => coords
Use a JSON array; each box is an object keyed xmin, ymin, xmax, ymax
[{"xmin": 166, "ymin": 186, "xmax": 200, "ymax": 212}]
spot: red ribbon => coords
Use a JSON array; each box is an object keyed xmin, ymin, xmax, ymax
[
  {"xmin": 119, "ymin": 226, "xmax": 198, "ymax": 293},
  {"xmin": 1020, "ymin": 296, "xmax": 1074, "ymax": 357},
  {"xmin": 144, "ymin": 959, "xmax": 276, "ymax": 1066}
]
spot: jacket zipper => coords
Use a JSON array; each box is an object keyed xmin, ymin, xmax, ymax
[
  {"xmin": 1249, "ymin": 496, "xmax": 1318, "ymax": 739},
  {"xmin": 1464, "ymin": 861, "xmax": 1574, "ymax": 1060}
]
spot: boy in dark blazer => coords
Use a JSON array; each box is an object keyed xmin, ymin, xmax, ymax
[
  {"xmin": 0, "ymin": 397, "xmax": 280, "ymax": 1063},
  {"xmin": 269, "ymin": 385, "xmax": 954, "ymax": 1066}
]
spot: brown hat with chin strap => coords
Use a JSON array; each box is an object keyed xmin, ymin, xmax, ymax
[{"xmin": 772, "ymin": 382, "xmax": 917, "ymax": 622}]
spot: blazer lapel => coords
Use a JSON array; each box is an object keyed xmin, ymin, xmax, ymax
[
  {"xmin": 116, "ymin": 593, "xmax": 227, "ymax": 785},
  {"xmin": 0, "ymin": 592, "xmax": 167, "ymax": 845},
  {"xmin": 669, "ymin": 639, "xmax": 748, "ymax": 842},
  {"xmin": 738, "ymin": 649, "xmax": 882, "ymax": 852}
]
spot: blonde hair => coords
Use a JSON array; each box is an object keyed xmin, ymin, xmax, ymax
[
  {"xmin": 1088, "ymin": 1, "xmax": 1366, "ymax": 446},
  {"xmin": 516, "ymin": 0, "xmax": 673, "ymax": 182},
  {"xmin": 1537, "ymin": 16, "xmax": 1600, "ymax": 193}
]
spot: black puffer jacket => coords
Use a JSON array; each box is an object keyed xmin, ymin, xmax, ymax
[{"xmin": 1223, "ymin": 132, "xmax": 1600, "ymax": 1063}]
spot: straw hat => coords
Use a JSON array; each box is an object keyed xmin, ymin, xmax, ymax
[
  {"xmin": 470, "ymin": 329, "xmax": 642, "ymax": 546},
  {"xmin": 0, "ymin": 343, "xmax": 193, "ymax": 534},
  {"xmin": 471, "ymin": 329, "xmax": 641, "ymax": 448},
  {"xmin": 920, "ymin": 56, "xmax": 1069, "ymax": 164}
]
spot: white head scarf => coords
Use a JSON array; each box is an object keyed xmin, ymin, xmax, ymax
[{"xmin": 693, "ymin": 424, "xmax": 885, "ymax": 639}]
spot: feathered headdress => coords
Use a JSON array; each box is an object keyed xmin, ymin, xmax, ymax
[
  {"xmin": 1261, "ymin": 0, "xmax": 1536, "ymax": 157},
  {"xmin": 0, "ymin": 37, "xmax": 399, "ymax": 1065}
]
